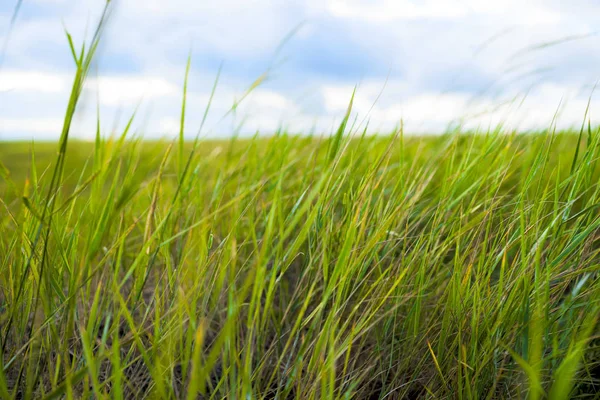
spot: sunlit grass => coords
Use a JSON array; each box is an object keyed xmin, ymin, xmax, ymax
[{"xmin": 2, "ymin": 2, "xmax": 600, "ymax": 399}]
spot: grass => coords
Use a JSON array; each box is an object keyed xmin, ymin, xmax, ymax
[{"xmin": 2, "ymin": 3, "xmax": 600, "ymax": 399}]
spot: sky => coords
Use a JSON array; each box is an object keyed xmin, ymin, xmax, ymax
[{"xmin": 1, "ymin": 0, "xmax": 600, "ymax": 140}]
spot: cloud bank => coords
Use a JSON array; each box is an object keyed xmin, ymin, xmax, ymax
[{"xmin": 1, "ymin": 0, "xmax": 599, "ymax": 139}]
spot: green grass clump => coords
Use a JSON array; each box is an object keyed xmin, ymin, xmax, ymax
[
  {"xmin": 3, "ymin": 124, "xmax": 600, "ymax": 399},
  {"xmin": 3, "ymin": 4, "xmax": 600, "ymax": 399}
]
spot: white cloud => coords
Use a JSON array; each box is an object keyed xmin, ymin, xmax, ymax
[
  {"xmin": 86, "ymin": 76, "xmax": 180, "ymax": 106},
  {"xmin": 322, "ymin": 85, "xmax": 372, "ymax": 113},
  {"xmin": 1, "ymin": 76, "xmax": 597, "ymax": 140},
  {"xmin": 319, "ymin": 81, "xmax": 598, "ymax": 134},
  {"xmin": 325, "ymin": 0, "xmax": 561, "ymax": 24},
  {"xmin": 106, "ymin": 0, "xmax": 306, "ymax": 60},
  {"xmin": 0, "ymin": 117, "xmax": 63, "ymax": 135},
  {"xmin": 0, "ymin": 70, "xmax": 68, "ymax": 93},
  {"xmin": 30, "ymin": 0, "xmax": 69, "ymax": 4},
  {"xmin": 327, "ymin": 0, "xmax": 467, "ymax": 21},
  {"xmin": 0, "ymin": 69, "xmax": 183, "ymax": 105}
]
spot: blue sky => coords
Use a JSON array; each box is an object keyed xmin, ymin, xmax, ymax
[{"xmin": 1, "ymin": 0, "xmax": 600, "ymax": 140}]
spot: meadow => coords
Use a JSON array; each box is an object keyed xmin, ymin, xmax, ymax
[
  {"xmin": 2, "ymin": 4, "xmax": 600, "ymax": 400},
  {"xmin": 3, "ymin": 123, "xmax": 600, "ymax": 399}
]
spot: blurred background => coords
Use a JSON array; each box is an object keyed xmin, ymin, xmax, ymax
[{"xmin": 1, "ymin": 0, "xmax": 600, "ymax": 140}]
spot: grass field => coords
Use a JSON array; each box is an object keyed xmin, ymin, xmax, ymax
[
  {"xmin": 3, "ymin": 125, "xmax": 600, "ymax": 399},
  {"xmin": 3, "ymin": 4, "xmax": 600, "ymax": 400}
]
